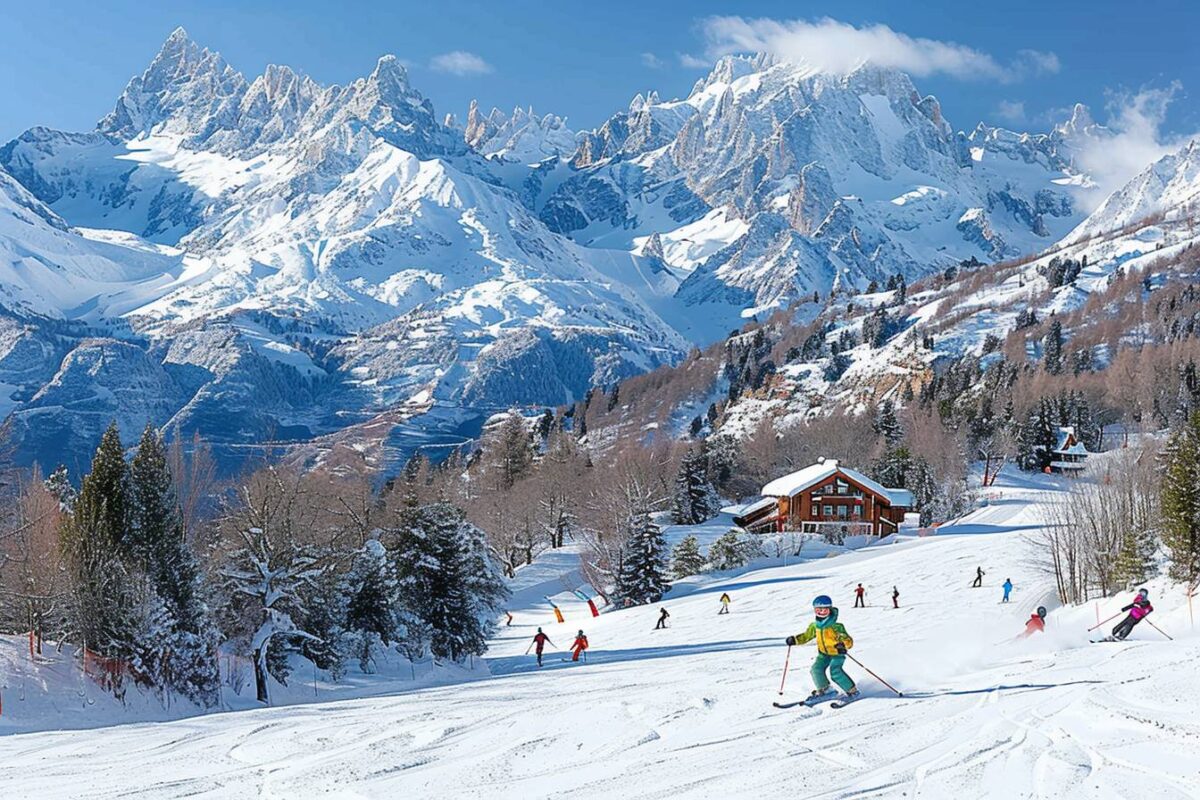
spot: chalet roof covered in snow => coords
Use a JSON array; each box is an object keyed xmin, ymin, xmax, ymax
[
  {"xmin": 760, "ymin": 458, "xmax": 912, "ymax": 507},
  {"xmin": 724, "ymin": 496, "xmax": 776, "ymax": 518}
]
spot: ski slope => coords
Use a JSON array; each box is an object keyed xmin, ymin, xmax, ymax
[{"xmin": 1, "ymin": 470, "xmax": 1198, "ymax": 798}]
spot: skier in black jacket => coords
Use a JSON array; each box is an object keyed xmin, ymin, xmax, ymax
[{"xmin": 655, "ymin": 607, "xmax": 670, "ymax": 630}]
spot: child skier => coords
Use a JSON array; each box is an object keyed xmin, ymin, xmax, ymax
[
  {"xmin": 529, "ymin": 628, "xmax": 555, "ymax": 667},
  {"xmin": 719, "ymin": 592, "xmax": 732, "ymax": 615},
  {"xmin": 1002, "ymin": 578, "xmax": 1013, "ymax": 603},
  {"xmin": 1021, "ymin": 606, "xmax": 1047, "ymax": 637},
  {"xmin": 854, "ymin": 583, "xmax": 866, "ymax": 608},
  {"xmin": 1112, "ymin": 589, "xmax": 1153, "ymax": 640},
  {"xmin": 570, "ymin": 630, "xmax": 589, "ymax": 661},
  {"xmin": 785, "ymin": 595, "xmax": 858, "ymax": 703},
  {"xmin": 655, "ymin": 607, "xmax": 670, "ymax": 630}
]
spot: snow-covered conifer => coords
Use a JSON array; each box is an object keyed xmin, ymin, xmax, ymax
[
  {"xmin": 707, "ymin": 528, "xmax": 755, "ymax": 572},
  {"xmin": 615, "ymin": 507, "xmax": 670, "ymax": 604},
  {"xmin": 1161, "ymin": 411, "xmax": 1200, "ymax": 584},
  {"xmin": 670, "ymin": 535, "xmax": 706, "ymax": 579},
  {"xmin": 672, "ymin": 448, "xmax": 720, "ymax": 524}
]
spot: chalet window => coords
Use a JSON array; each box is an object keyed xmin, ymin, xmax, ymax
[
  {"xmin": 823, "ymin": 504, "xmax": 834, "ymax": 516},
  {"xmin": 836, "ymin": 505, "xmax": 848, "ymax": 519}
]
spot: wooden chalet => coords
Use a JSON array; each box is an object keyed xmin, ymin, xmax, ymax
[
  {"xmin": 1050, "ymin": 426, "xmax": 1091, "ymax": 474},
  {"xmin": 732, "ymin": 457, "xmax": 913, "ymax": 538}
]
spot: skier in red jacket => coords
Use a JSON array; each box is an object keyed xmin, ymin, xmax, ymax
[
  {"xmin": 570, "ymin": 630, "xmax": 589, "ymax": 662},
  {"xmin": 1021, "ymin": 606, "xmax": 1047, "ymax": 637},
  {"xmin": 854, "ymin": 584, "xmax": 866, "ymax": 608},
  {"xmin": 529, "ymin": 628, "xmax": 555, "ymax": 667}
]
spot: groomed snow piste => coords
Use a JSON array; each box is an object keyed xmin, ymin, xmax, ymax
[{"xmin": 1, "ymin": 468, "xmax": 1198, "ymax": 799}]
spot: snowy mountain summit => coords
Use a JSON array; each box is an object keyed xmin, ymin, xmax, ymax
[{"xmin": 0, "ymin": 29, "xmax": 1138, "ymax": 467}]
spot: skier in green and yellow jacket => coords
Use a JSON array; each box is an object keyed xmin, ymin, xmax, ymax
[{"xmin": 785, "ymin": 595, "xmax": 859, "ymax": 702}]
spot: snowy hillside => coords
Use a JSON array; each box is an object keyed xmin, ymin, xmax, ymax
[
  {"xmin": 1064, "ymin": 137, "xmax": 1200, "ymax": 243},
  {"xmin": 1, "ymin": 468, "xmax": 1196, "ymax": 798}
]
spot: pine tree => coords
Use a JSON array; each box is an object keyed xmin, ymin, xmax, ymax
[
  {"xmin": 128, "ymin": 424, "xmax": 218, "ymax": 703},
  {"xmin": 44, "ymin": 465, "xmax": 77, "ymax": 511},
  {"xmin": 615, "ymin": 508, "xmax": 670, "ymax": 605},
  {"xmin": 672, "ymin": 448, "xmax": 720, "ymax": 524},
  {"xmin": 872, "ymin": 446, "xmax": 914, "ymax": 490},
  {"xmin": 344, "ymin": 539, "xmax": 403, "ymax": 673},
  {"xmin": 394, "ymin": 502, "xmax": 508, "ymax": 663},
  {"xmin": 299, "ymin": 568, "xmax": 348, "ymax": 679},
  {"xmin": 874, "ymin": 400, "xmax": 904, "ymax": 447},
  {"xmin": 1016, "ymin": 400, "xmax": 1056, "ymax": 471},
  {"xmin": 536, "ymin": 409, "xmax": 555, "ymax": 444},
  {"xmin": 1043, "ymin": 321, "xmax": 1064, "ymax": 374},
  {"xmin": 670, "ymin": 535, "xmax": 706, "ymax": 579},
  {"xmin": 1161, "ymin": 412, "xmax": 1200, "ymax": 584},
  {"xmin": 708, "ymin": 528, "xmax": 754, "ymax": 572},
  {"xmin": 1111, "ymin": 524, "xmax": 1157, "ymax": 590},
  {"xmin": 59, "ymin": 422, "xmax": 135, "ymax": 658}
]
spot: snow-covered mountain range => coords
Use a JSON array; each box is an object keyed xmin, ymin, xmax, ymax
[{"xmin": 0, "ymin": 28, "xmax": 1194, "ymax": 468}]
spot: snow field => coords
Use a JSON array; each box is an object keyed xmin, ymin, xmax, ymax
[{"xmin": 2, "ymin": 468, "xmax": 1198, "ymax": 798}]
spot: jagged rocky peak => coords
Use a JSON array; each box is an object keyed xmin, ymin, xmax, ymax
[
  {"xmin": 320, "ymin": 53, "xmax": 460, "ymax": 159},
  {"xmin": 464, "ymin": 100, "xmax": 577, "ymax": 160},
  {"xmin": 98, "ymin": 26, "xmax": 248, "ymax": 143},
  {"xmin": 1055, "ymin": 103, "xmax": 1100, "ymax": 139},
  {"xmin": 688, "ymin": 53, "xmax": 772, "ymax": 96},
  {"xmin": 366, "ymin": 55, "xmax": 415, "ymax": 102}
]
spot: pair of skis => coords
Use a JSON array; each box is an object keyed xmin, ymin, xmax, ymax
[{"xmin": 773, "ymin": 688, "xmax": 860, "ymax": 710}]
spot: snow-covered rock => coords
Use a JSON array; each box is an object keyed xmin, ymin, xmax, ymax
[{"xmin": 1065, "ymin": 138, "xmax": 1200, "ymax": 243}]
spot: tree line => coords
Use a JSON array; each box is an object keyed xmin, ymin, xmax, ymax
[{"xmin": 0, "ymin": 422, "xmax": 508, "ymax": 706}]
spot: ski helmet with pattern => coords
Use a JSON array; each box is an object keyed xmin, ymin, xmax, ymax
[{"xmin": 813, "ymin": 595, "xmax": 833, "ymax": 608}]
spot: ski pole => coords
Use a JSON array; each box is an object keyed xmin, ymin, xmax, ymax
[
  {"xmin": 1144, "ymin": 619, "xmax": 1173, "ymax": 641},
  {"xmin": 843, "ymin": 652, "xmax": 903, "ymax": 697},
  {"xmin": 1087, "ymin": 611, "xmax": 1123, "ymax": 632},
  {"xmin": 525, "ymin": 643, "xmax": 533, "ymax": 655},
  {"xmin": 778, "ymin": 645, "xmax": 792, "ymax": 696}
]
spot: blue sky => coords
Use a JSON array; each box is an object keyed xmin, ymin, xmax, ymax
[{"xmin": 1, "ymin": 0, "xmax": 1196, "ymax": 147}]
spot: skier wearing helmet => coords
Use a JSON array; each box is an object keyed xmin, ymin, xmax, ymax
[
  {"xmin": 570, "ymin": 629, "xmax": 589, "ymax": 661},
  {"xmin": 1112, "ymin": 589, "xmax": 1153, "ymax": 641},
  {"xmin": 1021, "ymin": 606, "xmax": 1047, "ymax": 637},
  {"xmin": 785, "ymin": 595, "xmax": 858, "ymax": 703}
]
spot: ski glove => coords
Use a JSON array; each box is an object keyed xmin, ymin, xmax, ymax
[
  {"xmin": 835, "ymin": 642, "xmax": 847, "ymax": 655},
  {"xmin": 785, "ymin": 636, "xmax": 797, "ymax": 646}
]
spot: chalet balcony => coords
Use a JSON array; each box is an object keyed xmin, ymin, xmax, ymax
[{"xmin": 793, "ymin": 520, "xmax": 874, "ymax": 544}]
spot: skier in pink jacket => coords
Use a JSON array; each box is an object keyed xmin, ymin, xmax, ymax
[{"xmin": 1112, "ymin": 588, "xmax": 1153, "ymax": 640}]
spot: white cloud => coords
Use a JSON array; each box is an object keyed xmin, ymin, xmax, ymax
[
  {"xmin": 429, "ymin": 51, "xmax": 494, "ymax": 76},
  {"xmin": 1077, "ymin": 82, "xmax": 1196, "ymax": 202},
  {"xmin": 995, "ymin": 100, "xmax": 1026, "ymax": 124},
  {"xmin": 678, "ymin": 53, "xmax": 710, "ymax": 69},
  {"xmin": 641, "ymin": 52, "xmax": 665, "ymax": 69},
  {"xmin": 699, "ymin": 16, "xmax": 1058, "ymax": 82}
]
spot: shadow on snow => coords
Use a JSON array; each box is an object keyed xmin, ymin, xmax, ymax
[{"xmin": 488, "ymin": 637, "xmax": 780, "ymax": 676}]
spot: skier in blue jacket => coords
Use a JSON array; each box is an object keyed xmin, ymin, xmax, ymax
[{"xmin": 1002, "ymin": 578, "xmax": 1013, "ymax": 603}]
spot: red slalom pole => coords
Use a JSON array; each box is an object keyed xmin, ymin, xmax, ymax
[
  {"xmin": 778, "ymin": 645, "xmax": 792, "ymax": 696},
  {"xmin": 1087, "ymin": 611, "xmax": 1123, "ymax": 632}
]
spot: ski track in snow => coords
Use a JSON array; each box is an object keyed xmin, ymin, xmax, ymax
[{"xmin": 1, "ymin": 470, "xmax": 1199, "ymax": 799}]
